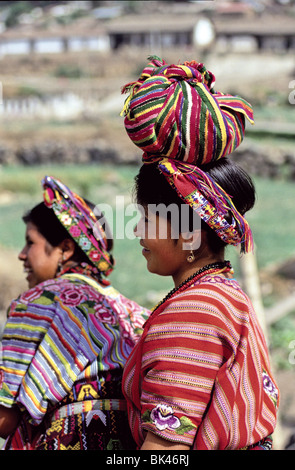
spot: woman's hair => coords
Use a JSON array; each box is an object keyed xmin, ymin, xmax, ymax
[
  {"xmin": 134, "ymin": 158, "xmax": 256, "ymax": 254},
  {"xmin": 23, "ymin": 201, "xmax": 113, "ymax": 264}
]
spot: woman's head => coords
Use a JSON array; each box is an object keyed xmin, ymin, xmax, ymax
[
  {"xmin": 19, "ymin": 212, "xmax": 71, "ymax": 288},
  {"xmin": 19, "ymin": 176, "xmax": 114, "ymax": 288},
  {"xmin": 42, "ymin": 176, "xmax": 114, "ymax": 276},
  {"xmin": 134, "ymin": 159, "xmax": 255, "ymax": 256},
  {"xmin": 123, "ymin": 56, "xmax": 255, "ymax": 259}
]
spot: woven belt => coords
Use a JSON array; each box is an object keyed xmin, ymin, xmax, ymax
[{"xmin": 50, "ymin": 399, "xmax": 127, "ymax": 423}]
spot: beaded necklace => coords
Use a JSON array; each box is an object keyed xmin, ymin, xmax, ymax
[{"xmin": 152, "ymin": 260, "xmax": 232, "ymax": 313}]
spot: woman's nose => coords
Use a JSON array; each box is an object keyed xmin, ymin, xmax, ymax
[
  {"xmin": 134, "ymin": 216, "xmax": 145, "ymax": 238},
  {"xmin": 18, "ymin": 246, "xmax": 27, "ymax": 261}
]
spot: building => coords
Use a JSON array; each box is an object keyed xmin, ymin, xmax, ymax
[{"xmin": 0, "ymin": 10, "xmax": 294, "ymax": 57}]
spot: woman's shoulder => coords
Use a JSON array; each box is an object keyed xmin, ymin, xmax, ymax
[
  {"xmin": 157, "ymin": 274, "xmax": 251, "ymax": 326},
  {"xmin": 183, "ymin": 274, "xmax": 246, "ymax": 301}
]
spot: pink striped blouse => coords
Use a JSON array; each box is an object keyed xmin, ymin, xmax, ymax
[{"xmin": 122, "ymin": 274, "xmax": 279, "ymax": 449}]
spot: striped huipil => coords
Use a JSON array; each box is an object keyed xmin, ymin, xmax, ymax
[
  {"xmin": 0, "ymin": 265, "xmax": 149, "ymax": 450},
  {"xmin": 122, "ymin": 274, "xmax": 279, "ymax": 450}
]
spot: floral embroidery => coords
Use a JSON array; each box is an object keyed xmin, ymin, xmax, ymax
[
  {"xmin": 89, "ymin": 250, "xmax": 101, "ymax": 263},
  {"xmin": 59, "ymin": 286, "xmax": 87, "ymax": 306},
  {"xmin": 69, "ymin": 225, "xmax": 81, "ymax": 238},
  {"xmin": 151, "ymin": 404, "xmax": 180, "ymax": 431},
  {"xmin": 94, "ymin": 304, "xmax": 117, "ymax": 325},
  {"xmin": 20, "ymin": 286, "xmax": 43, "ymax": 303},
  {"xmin": 262, "ymin": 370, "xmax": 279, "ymax": 407},
  {"xmin": 60, "ymin": 213, "xmax": 72, "ymax": 226},
  {"xmin": 78, "ymin": 236, "xmax": 92, "ymax": 251},
  {"xmin": 143, "ymin": 404, "xmax": 196, "ymax": 435}
]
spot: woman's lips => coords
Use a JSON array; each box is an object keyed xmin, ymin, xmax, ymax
[
  {"xmin": 140, "ymin": 241, "xmax": 150, "ymax": 255},
  {"xmin": 23, "ymin": 266, "xmax": 33, "ymax": 280},
  {"xmin": 23, "ymin": 266, "xmax": 32, "ymax": 273}
]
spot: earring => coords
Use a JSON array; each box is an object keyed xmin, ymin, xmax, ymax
[
  {"xmin": 56, "ymin": 253, "xmax": 65, "ymax": 276},
  {"xmin": 187, "ymin": 250, "xmax": 195, "ymax": 263}
]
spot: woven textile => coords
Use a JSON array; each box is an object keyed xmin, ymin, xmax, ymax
[
  {"xmin": 122, "ymin": 274, "xmax": 279, "ymax": 450},
  {"xmin": 121, "ymin": 56, "xmax": 254, "ymax": 166},
  {"xmin": 0, "ymin": 265, "xmax": 149, "ymax": 449},
  {"xmin": 158, "ymin": 158, "xmax": 253, "ymax": 253},
  {"xmin": 121, "ymin": 56, "xmax": 255, "ymax": 253},
  {"xmin": 43, "ymin": 175, "xmax": 114, "ymax": 277}
]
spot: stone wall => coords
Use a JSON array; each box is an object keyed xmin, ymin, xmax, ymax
[
  {"xmin": 0, "ymin": 139, "xmax": 140, "ymax": 166},
  {"xmin": 1, "ymin": 140, "xmax": 295, "ymax": 180}
]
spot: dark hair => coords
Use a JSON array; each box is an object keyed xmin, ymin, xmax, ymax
[
  {"xmin": 23, "ymin": 201, "xmax": 113, "ymax": 265},
  {"xmin": 134, "ymin": 158, "xmax": 256, "ymax": 254}
]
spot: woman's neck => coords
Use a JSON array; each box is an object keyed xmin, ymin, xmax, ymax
[{"xmin": 172, "ymin": 253, "xmax": 225, "ymax": 288}]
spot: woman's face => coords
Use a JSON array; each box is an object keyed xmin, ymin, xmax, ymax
[
  {"xmin": 18, "ymin": 222, "xmax": 62, "ymax": 288},
  {"xmin": 134, "ymin": 207, "xmax": 189, "ymax": 285}
]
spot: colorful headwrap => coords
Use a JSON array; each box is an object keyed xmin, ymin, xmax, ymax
[
  {"xmin": 42, "ymin": 176, "xmax": 114, "ymax": 276},
  {"xmin": 121, "ymin": 56, "xmax": 254, "ymax": 166},
  {"xmin": 121, "ymin": 56, "xmax": 254, "ymax": 253}
]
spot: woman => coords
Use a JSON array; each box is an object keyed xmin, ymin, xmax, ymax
[
  {"xmin": 0, "ymin": 176, "xmax": 149, "ymax": 450},
  {"xmin": 120, "ymin": 56, "xmax": 279, "ymax": 450}
]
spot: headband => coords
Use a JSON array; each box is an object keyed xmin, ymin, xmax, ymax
[
  {"xmin": 42, "ymin": 176, "xmax": 114, "ymax": 276},
  {"xmin": 158, "ymin": 158, "xmax": 253, "ymax": 253}
]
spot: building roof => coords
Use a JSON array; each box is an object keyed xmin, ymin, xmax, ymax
[
  {"xmin": 0, "ymin": 17, "xmax": 106, "ymax": 40},
  {"xmin": 214, "ymin": 14, "xmax": 295, "ymax": 36},
  {"xmin": 0, "ymin": 12, "xmax": 294, "ymax": 41},
  {"xmin": 105, "ymin": 14, "xmax": 198, "ymax": 34}
]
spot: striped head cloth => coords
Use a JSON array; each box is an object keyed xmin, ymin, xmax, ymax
[
  {"xmin": 158, "ymin": 158, "xmax": 253, "ymax": 254},
  {"xmin": 121, "ymin": 56, "xmax": 255, "ymax": 253},
  {"xmin": 42, "ymin": 176, "xmax": 114, "ymax": 276},
  {"xmin": 121, "ymin": 55, "xmax": 254, "ymax": 166}
]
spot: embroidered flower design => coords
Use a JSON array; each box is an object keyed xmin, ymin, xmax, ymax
[
  {"xmin": 97, "ymin": 260, "xmax": 109, "ymax": 272},
  {"xmin": 262, "ymin": 370, "xmax": 278, "ymax": 407},
  {"xmin": 20, "ymin": 285, "xmax": 43, "ymax": 303},
  {"xmin": 69, "ymin": 225, "xmax": 81, "ymax": 238},
  {"xmin": 150, "ymin": 405, "xmax": 181, "ymax": 431},
  {"xmin": 143, "ymin": 405, "xmax": 197, "ymax": 436},
  {"xmin": 59, "ymin": 286, "xmax": 87, "ymax": 306},
  {"xmin": 78, "ymin": 236, "xmax": 92, "ymax": 251},
  {"xmin": 60, "ymin": 213, "xmax": 72, "ymax": 226},
  {"xmin": 94, "ymin": 304, "xmax": 117, "ymax": 325},
  {"xmin": 89, "ymin": 250, "xmax": 101, "ymax": 263}
]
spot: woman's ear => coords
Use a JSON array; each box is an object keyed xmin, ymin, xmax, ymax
[{"xmin": 58, "ymin": 238, "xmax": 76, "ymax": 262}]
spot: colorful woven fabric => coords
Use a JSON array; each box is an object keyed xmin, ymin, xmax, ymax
[
  {"xmin": 158, "ymin": 158, "xmax": 253, "ymax": 253},
  {"xmin": 0, "ymin": 264, "xmax": 149, "ymax": 449},
  {"xmin": 121, "ymin": 56, "xmax": 254, "ymax": 166},
  {"xmin": 121, "ymin": 56, "xmax": 255, "ymax": 253},
  {"xmin": 43, "ymin": 175, "xmax": 114, "ymax": 277},
  {"xmin": 122, "ymin": 274, "xmax": 279, "ymax": 450}
]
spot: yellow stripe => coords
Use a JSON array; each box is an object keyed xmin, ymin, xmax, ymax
[
  {"xmin": 23, "ymin": 382, "xmax": 47, "ymax": 414},
  {"xmin": 39, "ymin": 343, "xmax": 73, "ymax": 390},
  {"xmin": 196, "ymin": 83, "xmax": 228, "ymax": 158},
  {"xmin": 135, "ymin": 102, "xmax": 163, "ymax": 120},
  {"xmin": 203, "ymin": 109, "xmax": 209, "ymax": 162}
]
